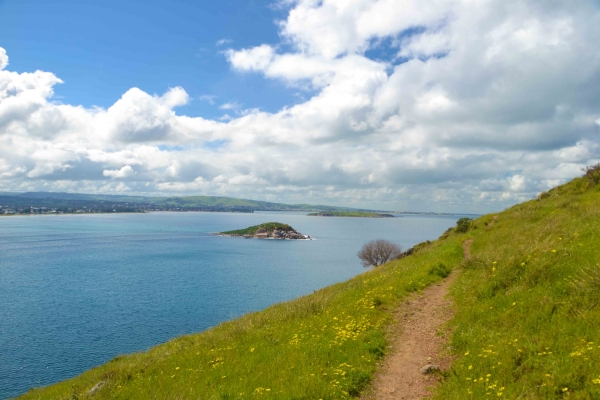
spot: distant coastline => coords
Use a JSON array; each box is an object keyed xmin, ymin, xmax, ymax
[{"xmin": 307, "ymin": 211, "xmax": 395, "ymax": 218}]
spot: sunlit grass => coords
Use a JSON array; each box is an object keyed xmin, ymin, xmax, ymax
[{"xmin": 433, "ymin": 177, "xmax": 600, "ymax": 399}]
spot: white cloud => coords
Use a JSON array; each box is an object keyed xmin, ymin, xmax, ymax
[
  {"xmin": 0, "ymin": 48, "xmax": 8, "ymax": 70},
  {"xmin": 216, "ymin": 38, "xmax": 233, "ymax": 46},
  {"xmin": 199, "ymin": 94, "xmax": 217, "ymax": 105},
  {"xmin": 1, "ymin": 0, "xmax": 600, "ymax": 213},
  {"xmin": 227, "ymin": 44, "xmax": 274, "ymax": 71},
  {"xmin": 219, "ymin": 101, "xmax": 241, "ymax": 111},
  {"xmin": 103, "ymin": 165, "xmax": 137, "ymax": 179}
]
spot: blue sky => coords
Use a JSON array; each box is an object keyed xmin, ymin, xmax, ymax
[
  {"xmin": 0, "ymin": 0, "xmax": 599, "ymax": 212},
  {"xmin": 0, "ymin": 0, "xmax": 300, "ymax": 119}
]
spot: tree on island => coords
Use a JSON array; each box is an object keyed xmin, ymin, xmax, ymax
[{"xmin": 357, "ymin": 239, "xmax": 403, "ymax": 267}]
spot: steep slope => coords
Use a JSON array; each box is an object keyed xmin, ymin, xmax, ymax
[{"xmin": 432, "ymin": 175, "xmax": 600, "ymax": 399}]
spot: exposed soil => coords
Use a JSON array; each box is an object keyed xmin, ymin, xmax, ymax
[
  {"xmin": 362, "ymin": 240, "xmax": 473, "ymax": 400},
  {"xmin": 486, "ymin": 215, "xmax": 499, "ymax": 227},
  {"xmin": 462, "ymin": 238, "xmax": 474, "ymax": 260}
]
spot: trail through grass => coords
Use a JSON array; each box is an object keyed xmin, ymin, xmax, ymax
[{"xmin": 433, "ymin": 177, "xmax": 600, "ymax": 399}]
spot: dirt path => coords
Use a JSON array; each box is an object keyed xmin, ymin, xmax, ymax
[
  {"xmin": 362, "ymin": 240, "xmax": 472, "ymax": 400},
  {"xmin": 462, "ymin": 238, "xmax": 473, "ymax": 260}
]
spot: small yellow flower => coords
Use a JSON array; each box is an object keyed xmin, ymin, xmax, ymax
[
  {"xmin": 512, "ymin": 302, "xmax": 516, "ymax": 306},
  {"xmin": 552, "ymin": 249, "xmax": 557, "ymax": 253},
  {"xmin": 250, "ymin": 348, "xmax": 255, "ymax": 352},
  {"xmin": 465, "ymin": 351, "xmax": 470, "ymax": 356},
  {"xmin": 468, "ymin": 365, "xmax": 473, "ymax": 370},
  {"xmin": 175, "ymin": 367, "xmax": 179, "ymax": 370},
  {"xmin": 562, "ymin": 387, "xmax": 568, "ymax": 392}
]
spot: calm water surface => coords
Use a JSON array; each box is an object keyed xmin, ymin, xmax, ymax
[{"xmin": 0, "ymin": 211, "xmax": 464, "ymax": 398}]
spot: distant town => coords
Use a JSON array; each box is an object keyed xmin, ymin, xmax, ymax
[
  {"xmin": 0, "ymin": 201, "xmax": 259, "ymax": 215},
  {"xmin": 0, "ymin": 192, "xmax": 468, "ymax": 216}
]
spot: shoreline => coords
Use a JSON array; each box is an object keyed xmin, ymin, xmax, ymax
[
  {"xmin": 212, "ymin": 232, "xmax": 313, "ymax": 240},
  {"xmin": 0, "ymin": 210, "xmax": 259, "ymax": 218}
]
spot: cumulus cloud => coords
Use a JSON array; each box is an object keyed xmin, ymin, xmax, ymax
[
  {"xmin": 103, "ymin": 165, "xmax": 137, "ymax": 179},
  {"xmin": 1, "ymin": 0, "xmax": 600, "ymax": 212},
  {"xmin": 0, "ymin": 48, "xmax": 8, "ymax": 70},
  {"xmin": 219, "ymin": 101, "xmax": 241, "ymax": 111}
]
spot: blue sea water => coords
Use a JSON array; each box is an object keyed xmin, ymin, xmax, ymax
[{"xmin": 0, "ymin": 211, "xmax": 464, "ymax": 399}]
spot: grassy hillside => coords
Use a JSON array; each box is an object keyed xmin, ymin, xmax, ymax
[
  {"xmin": 12, "ymin": 192, "xmax": 380, "ymax": 212},
  {"xmin": 18, "ymin": 173, "xmax": 600, "ymax": 399},
  {"xmin": 433, "ymin": 175, "xmax": 600, "ymax": 399}
]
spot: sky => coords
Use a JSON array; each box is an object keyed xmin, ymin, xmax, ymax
[{"xmin": 0, "ymin": 0, "xmax": 599, "ymax": 213}]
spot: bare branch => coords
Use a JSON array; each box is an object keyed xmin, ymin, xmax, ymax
[{"xmin": 357, "ymin": 239, "xmax": 403, "ymax": 267}]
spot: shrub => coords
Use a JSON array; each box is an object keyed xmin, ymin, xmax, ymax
[
  {"xmin": 537, "ymin": 191, "xmax": 550, "ymax": 200},
  {"xmin": 582, "ymin": 163, "xmax": 600, "ymax": 185},
  {"xmin": 439, "ymin": 227, "xmax": 454, "ymax": 239},
  {"xmin": 413, "ymin": 240, "xmax": 432, "ymax": 252},
  {"xmin": 429, "ymin": 262, "xmax": 452, "ymax": 278},
  {"xmin": 357, "ymin": 239, "xmax": 403, "ymax": 267},
  {"xmin": 455, "ymin": 217, "xmax": 473, "ymax": 233}
]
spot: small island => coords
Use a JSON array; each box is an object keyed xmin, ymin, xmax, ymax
[
  {"xmin": 307, "ymin": 211, "xmax": 395, "ymax": 218},
  {"xmin": 216, "ymin": 222, "xmax": 311, "ymax": 239}
]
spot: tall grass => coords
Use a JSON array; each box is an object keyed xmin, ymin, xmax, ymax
[{"xmin": 433, "ymin": 177, "xmax": 600, "ymax": 399}]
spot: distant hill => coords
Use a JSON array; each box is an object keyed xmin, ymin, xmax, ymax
[{"xmin": 0, "ymin": 191, "xmax": 388, "ymax": 213}]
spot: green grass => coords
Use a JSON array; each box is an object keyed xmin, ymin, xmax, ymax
[
  {"xmin": 307, "ymin": 211, "xmax": 393, "ymax": 218},
  {"xmin": 18, "ymin": 175, "xmax": 600, "ymax": 399},
  {"xmin": 19, "ymin": 235, "xmax": 463, "ymax": 399},
  {"xmin": 432, "ymin": 176, "xmax": 600, "ymax": 399},
  {"xmin": 220, "ymin": 222, "xmax": 295, "ymax": 235}
]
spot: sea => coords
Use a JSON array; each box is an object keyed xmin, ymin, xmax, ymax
[{"xmin": 0, "ymin": 211, "xmax": 468, "ymax": 399}]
